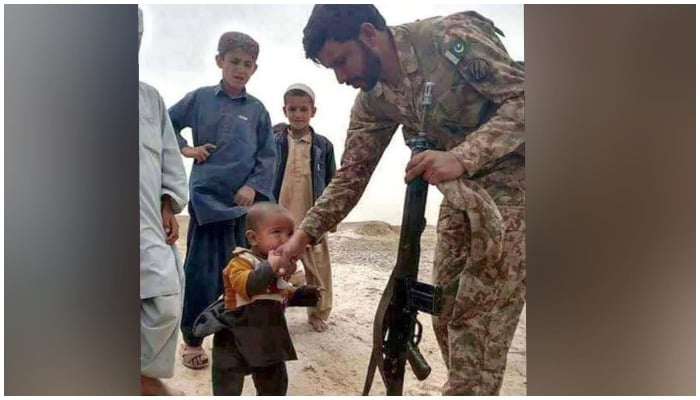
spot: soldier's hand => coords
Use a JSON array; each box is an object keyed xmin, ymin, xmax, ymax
[
  {"xmin": 405, "ymin": 150, "xmax": 465, "ymax": 185},
  {"xmin": 276, "ymin": 230, "xmax": 312, "ymax": 267}
]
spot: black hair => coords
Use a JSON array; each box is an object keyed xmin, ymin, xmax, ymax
[{"xmin": 302, "ymin": 4, "xmax": 387, "ymax": 64}]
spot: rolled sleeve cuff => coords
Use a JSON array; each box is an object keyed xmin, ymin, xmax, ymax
[
  {"xmin": 299, "ymin": 218, "xmax": 325, "ymax": 246},
  {"xmin": 449, "ymin": 144, "xmax": 480, "ymax": 178},
  {"xmin": 161, "ymin": 190, "xmax": 187, "ymax": 214}
]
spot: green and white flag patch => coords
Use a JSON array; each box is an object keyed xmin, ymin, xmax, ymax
[{"xmin": 444, "ymin": 38, "xmax": 470, "ymax": 65}]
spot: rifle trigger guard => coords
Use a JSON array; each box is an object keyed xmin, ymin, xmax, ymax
[{"xmin": 412, "ymin": 317, "xmax": 423, "ymax": 347}]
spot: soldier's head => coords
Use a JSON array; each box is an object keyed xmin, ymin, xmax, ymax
[
  {"xmin": 215, "ymin": 31, "xmax": 259, "ymax": 95},
  {"xmin": 245, "ymin": 202, "xmax": 295, "ymax": 257},
  {"xmin": 302, "ymin": 5, "xmax": 387, "ymax": 92},
  {"xmin": 282, "ymin": 83, "xmax": 317, "ymax": 134}
]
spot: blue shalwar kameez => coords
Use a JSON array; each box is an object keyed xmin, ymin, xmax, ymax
[{"xmin": 169, "ymin": 83, "xmax": 276, "ymax": 346}]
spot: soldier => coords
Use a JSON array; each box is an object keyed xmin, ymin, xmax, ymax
[{"xmin": 276, "ymin": 5, "xmax": 525, "ymax": 395}]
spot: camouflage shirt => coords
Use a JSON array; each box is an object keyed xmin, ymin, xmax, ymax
[{"xmin": 301, "ymin": 11, "xmax": 525, "ymax": 240}]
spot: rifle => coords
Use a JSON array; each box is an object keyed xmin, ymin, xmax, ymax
[{"xmin": 361, "ymin": 82, "xmax": 443, "ymax": 396}]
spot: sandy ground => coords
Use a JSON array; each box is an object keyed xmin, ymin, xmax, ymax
[{"xmin": 167, "ymin": 216, "xmax": 526, "ymax": 396}]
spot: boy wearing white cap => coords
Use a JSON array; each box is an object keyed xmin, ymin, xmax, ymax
[{"xmin": 272, "ymin": 83, "xmax": 336, "ymax": 332}]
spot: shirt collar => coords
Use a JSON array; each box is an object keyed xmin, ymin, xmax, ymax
[
  {"xmin": 214, "ymin": 80, "xmax": 248, "ymax": 100},
  {"xmin": 286, "ymin": 127, "xmax": 312, "ymax": 143},
  {"xmin": 389, "ymin": 26, "xmax": 419, "ymax": 76},
  {"xmin": 368, "ymin": 26, "xmax": 419, "ymax": 98}
]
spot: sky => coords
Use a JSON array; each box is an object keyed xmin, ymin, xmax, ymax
[{"xmin": 139, "ymin": 4, "xmax": 524, "ymax": 225}]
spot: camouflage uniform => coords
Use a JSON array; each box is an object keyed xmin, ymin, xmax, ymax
[{"xmin": 300, "ymin": 11, "xmax": 525, "ymax": 395}]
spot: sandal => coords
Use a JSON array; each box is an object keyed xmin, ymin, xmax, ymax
[{"xmin": 181, "ymin": 343, "xmax": 209, "ymax": 370}]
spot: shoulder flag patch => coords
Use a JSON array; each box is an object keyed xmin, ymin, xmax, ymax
[{"xmin": 444, "ymin": 38, "xmax": 470, "ymax": 65}]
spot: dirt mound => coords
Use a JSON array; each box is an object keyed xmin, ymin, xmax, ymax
[{"xmin": 351, "ymin": 221, "xmax": 398, "ymax": 236}]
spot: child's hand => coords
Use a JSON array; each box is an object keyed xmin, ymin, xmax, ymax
[
  {"xmin": 267, "ymin": 249, "xmax": 282, "ymax": 274},
  {"xmin": 267, "ymin": 249, "xmax": 288, "ymax": 277}
]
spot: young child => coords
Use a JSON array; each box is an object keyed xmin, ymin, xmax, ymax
[
  {"xmin": 273, "ymin": 83, "xmax": 336, "ymax": 332},
  {"xmin": 202, "ymin": 202, "xmax": 322, "ymax": 395},
  {"xmin": 169, "ymin": 31, "xmax": 277, "ymax": 369}
]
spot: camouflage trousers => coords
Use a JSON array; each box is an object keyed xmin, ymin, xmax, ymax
[{"xmin": 432, "ymin": 200, "xmax": 526, "ymax": 395}]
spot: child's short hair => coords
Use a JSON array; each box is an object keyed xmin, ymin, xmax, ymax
[
  {"xmin": 246, "ymin": 202, "xmax": 293, "ymax": 231},
  {"xmin": 283, "ymin": 83, "xmax": 315, "ymax": 106},
  {"xmin": 217, "ymin": 31, "xmax": 259, "ymax": 60}
]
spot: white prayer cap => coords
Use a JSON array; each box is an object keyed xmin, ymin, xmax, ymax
[{"xmin": 284, "ymin": 83, "xmax": 315, "ymax": 103}]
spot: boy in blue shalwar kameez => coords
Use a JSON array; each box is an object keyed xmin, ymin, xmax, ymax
[{"xmin": 169, "ymin": 31, "xmax": 277, "ymax": 370}]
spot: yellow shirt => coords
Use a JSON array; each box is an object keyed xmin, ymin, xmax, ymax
[{"xmin": 222, "ymin": 248, "xmax": 293, "ymax": 310}]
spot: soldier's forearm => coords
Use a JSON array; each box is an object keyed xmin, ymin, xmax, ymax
[{"xmin": 300, "ymin": 187, "xmax": 360, "ymax": 242}]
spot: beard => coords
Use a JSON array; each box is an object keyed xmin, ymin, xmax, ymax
[{"xmin": 348, "ymin": 40, "xmax": 382, "ymax": 92}]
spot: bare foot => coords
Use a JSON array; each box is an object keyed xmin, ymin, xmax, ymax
[
  {"xmin": 308, "ymin": 316, "xmax": 328, "ymax": 332},
  {"xmin": 181, "ymin": 343, "xmax": 209, "ymax": 370},
  {"xmin": 140, "ymin": 375, "xmax": 184, "ymax": 396}
]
